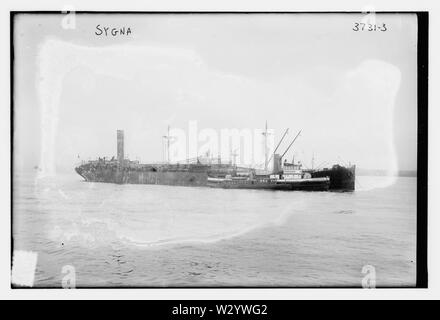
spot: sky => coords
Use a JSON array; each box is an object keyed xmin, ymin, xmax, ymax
[{"xmin": 13, "ymin": 13, "xmax": 418, "ymax": 174}]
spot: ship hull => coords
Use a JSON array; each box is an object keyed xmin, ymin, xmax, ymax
[
  {"xmin": 75, "ymin": 166, "xmax": 208, "ymax": 186},
  {"xmin": 310, "ymin": 165, "xmax": 356, "ymax": 191},
  {"xmin": 75, "ymin": 165, "xmax": 330, "ymax": 191},
  {"xmin": 207, "ymin": 177, "xmax": 329, "ymax": 191}
]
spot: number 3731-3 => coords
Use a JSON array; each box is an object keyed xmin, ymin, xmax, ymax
[{"xmin": 353, "ymin": 22, "xmax": 387, "ymax": 32}]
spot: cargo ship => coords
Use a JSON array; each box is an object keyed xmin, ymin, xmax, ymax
[{"xmin": 75, "ymin": 129, "xmax": 355, "ymax": 191}]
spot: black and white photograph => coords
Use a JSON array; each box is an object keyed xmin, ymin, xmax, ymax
[{"xmin": 10, "ymin": 10, "xmax": 427, "ymax": 290}]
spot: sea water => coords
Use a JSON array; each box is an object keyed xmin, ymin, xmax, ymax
[{"xmin": 12, "ymin": 172, "xmax": 417, "ymax": 287}]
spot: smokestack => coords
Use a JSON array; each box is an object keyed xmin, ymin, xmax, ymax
[
  {"xmin": 273, "ymin": 154, "xmax": 282, "ymax": 174},
  {"xmin": 117, "ymin": 130, "xmax": 124, "ymax": 164}
]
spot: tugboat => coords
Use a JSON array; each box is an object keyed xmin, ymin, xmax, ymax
[{"xmin": 206, "ymin": 155, "xmax": 330, "ymax": 191}]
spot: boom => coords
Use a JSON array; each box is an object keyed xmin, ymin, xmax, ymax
[
  {"xmin": 267, "ymin": 128, "xmax": 289, "ymax": 164},
  {"xmin": 281, "ymin": 130, "xmax": 302, "ymax": 158}
]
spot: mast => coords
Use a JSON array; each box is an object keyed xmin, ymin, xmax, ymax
[
  {"xmin": 231, "ymin": 149, "xmax": 238, "ymax": 168},
  {"xmin": 162, "ymin": 125, "xmax": 172, "ymax": 163},
  {"xmin": 261, "ymin": 121, "xmax": 272, "ymax": 172},
  {"xmin": 168, "ymin": 126, "xmax": 170, "ymax": 163}
]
